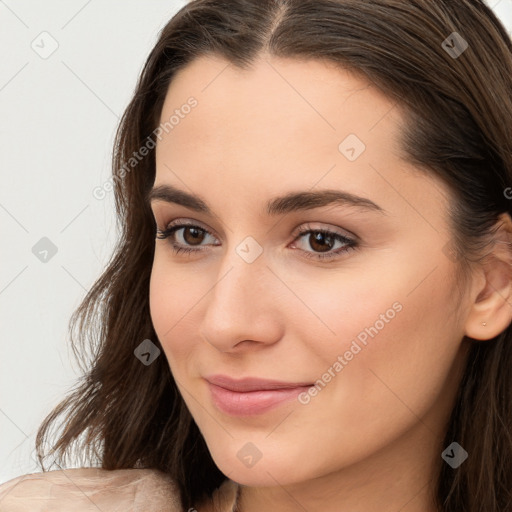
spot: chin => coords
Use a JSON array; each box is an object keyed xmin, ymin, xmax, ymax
[{"xmin": 207, "ymin": 442, "xmax": 311, "ymax": 487}]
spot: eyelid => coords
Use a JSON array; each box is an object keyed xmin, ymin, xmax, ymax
[
  {"xmin": 159, "ymin": 218, "xmax": 355, "ymax": 242},
  {"xmin": 164, "ymin": 218, "xmax": 219, "ymax": 238},
  {"xmin": 157, "ymin": 218, "xmax": 359, "ymax": 255},
  {"xmin": 156, "ymin": 213, "xmax": 220, "ymax": 235},
  {"xmin": 291, "ymin": 221, "xmax": 356, "ymax": 240},
  {"xmin": 157, "ymin": 223, "xmax": 358, "ymax": 264}
]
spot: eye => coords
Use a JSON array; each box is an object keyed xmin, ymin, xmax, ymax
[
  {"xmin": 156, "ymin": 221, "xmax": 217, "ymax": 256},
  {"xmin": 290, "ymin": 223, "xmax": 358, "ymax": 261},
  {"xmin": 155, "ymin": 221, "xmax": 359, "ymax": 261}
]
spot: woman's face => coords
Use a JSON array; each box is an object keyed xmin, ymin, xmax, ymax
[{"xmin": 149, "ymin": 54, "xmax": 473, "ymax": 495}]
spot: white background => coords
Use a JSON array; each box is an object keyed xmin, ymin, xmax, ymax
[{"xmin": 0, "ymin": 0, "xmax": 511, "ymax": 484}]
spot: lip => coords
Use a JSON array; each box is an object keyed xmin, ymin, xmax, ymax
[
  {"xmin": 204, "ymin": 375, "xmax": 314, "ymax": 416},
  {"xmin": 204, "ymin": 374, "xmax": 314, "ymax": 392}
]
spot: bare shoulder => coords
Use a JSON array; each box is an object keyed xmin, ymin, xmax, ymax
[{"xmin": 0, "ymin": 467, "xmax": 183, "ymax": 511}]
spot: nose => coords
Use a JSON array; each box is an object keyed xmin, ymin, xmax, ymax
[{"xmin": 199, "ymin": 243, "xmax": 283, "ymax": 352}]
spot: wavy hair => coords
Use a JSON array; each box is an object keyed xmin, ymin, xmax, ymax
[{"xmin": 35, "ymin": 1, "xmax": 512, "ymax": 510}]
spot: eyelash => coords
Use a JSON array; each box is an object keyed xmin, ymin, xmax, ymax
[{"xmin": 155, "ymin": 221, "xmax": 358, "ymax": 262}]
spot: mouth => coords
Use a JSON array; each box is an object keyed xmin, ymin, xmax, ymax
[{"xmin": 204, "ymin": 375, "xmax": 314, "ymax": 416}]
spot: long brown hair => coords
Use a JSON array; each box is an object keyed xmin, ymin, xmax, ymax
[{"xmin": 35, "ymin": 1, "xmax": 512, "ymax": 510}]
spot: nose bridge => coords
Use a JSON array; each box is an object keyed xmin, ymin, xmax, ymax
[
  {"xmin": 209, "ymin": 236, "xmax": 268, "ymax": 316},
  {"xmin": 200, "ymin": 235, "xmax": 281, "ymax": 349}
]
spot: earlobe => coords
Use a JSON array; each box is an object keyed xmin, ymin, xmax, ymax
[{"xmin": 464, "ymin": 212, "xmax": 512, "ymax": 341}]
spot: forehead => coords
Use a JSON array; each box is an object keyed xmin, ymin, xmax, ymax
[
  {"xmin": 153, "ymin": 54, "xmax": 449, "ymax": 229},
  {"xmin": 157, "ymin": 53, "xmax": 400, "ymax": 139},
  {"xmin": 155, "ymin": 54, "xmax": 403, "ymax": 173}
]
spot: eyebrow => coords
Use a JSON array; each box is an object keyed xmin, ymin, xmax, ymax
[{"xmin": 146, "ymin": 184, "xmax": 386, "ymax": 216}]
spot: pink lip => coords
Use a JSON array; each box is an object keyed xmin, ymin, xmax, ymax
[
  {"xmin": 204, "ymin": 374, "xmax": 314, "ymax": 392},
  {"xmin": 204, "ymin": 375, "xmax": 313, "ymax": 416}
]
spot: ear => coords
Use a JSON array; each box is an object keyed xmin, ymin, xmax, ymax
[{"xmin": 464, "ymin": 212, "xmax": 512, "ymax": 341}]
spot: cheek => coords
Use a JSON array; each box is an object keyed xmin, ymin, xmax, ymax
[
  {"xmin": 149, "ymin": 255, "xmax": 207, "ymax": 369},
  {"xmin": 292, "ymin": 253, "xmax": 461, "ymax": 412},
  {"xmin": 281, "ymin": 264, "xmax": 408, "ymax": 371},
  {"xmin": 301, "ymin": 247, "xmax": 459, "ymax": 365},
  {"xmin": 312, "ymin": 271, "xmax": 460, "ymax": 435}
]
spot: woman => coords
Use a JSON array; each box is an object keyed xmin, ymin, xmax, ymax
[{"xmin": 1, "ymin": 1, "xmax": 511, "ymax": 511}]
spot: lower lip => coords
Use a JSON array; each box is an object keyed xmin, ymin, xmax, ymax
[{"xmin": 207, "ymin": 382, "xmax": 313, "ymax": 416}]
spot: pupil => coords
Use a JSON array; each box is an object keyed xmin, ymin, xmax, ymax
[
  {"xmin": 311, "ymin": 233, "xmax": 333, "ymax": 253},
  {"xmin": 180, "ymin": 229, "xmax": 336, "ymax": 252},
  {"xmin": 184, "ymin": 227, "xmax": 204, "ymax": 245}
]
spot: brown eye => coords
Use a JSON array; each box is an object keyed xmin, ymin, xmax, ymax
[
  {"xmin": 307, "ymin": 232, "xmax": 336, "ymax": 253},
  {"xmin": 156, "ymin": 221, "xmax": 358, "ymax": 262},
  {"xmin": 181, "ymin": 226, "xmax": 207, "ymax": 245},
  {"xmin": 156, "ymin": 222, "xmax": 218, "ymax": 256},
  {"xmin": 290, "ymin": 225, "xmax": 358, "ymax": 262}
]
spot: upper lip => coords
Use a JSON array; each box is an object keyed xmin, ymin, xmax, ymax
[{"xmin": 204, "ymin": 374, "xmax": 313, "ymax": 392}]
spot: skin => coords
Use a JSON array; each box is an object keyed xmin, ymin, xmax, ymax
[{"xmin": 148, "ymin": 54, "xmax": 512, "ymax": 512}]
